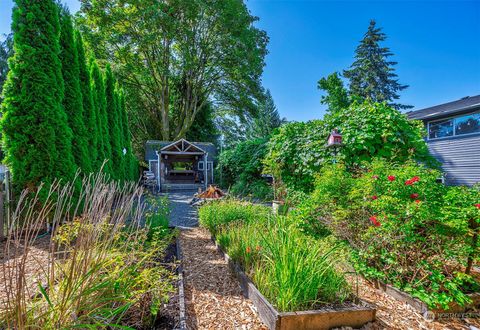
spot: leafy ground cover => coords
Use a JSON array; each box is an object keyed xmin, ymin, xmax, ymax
[
  {"xmin": 199, "ymin": 199, "xmax": 351, "ymax": 312},
  {"xmin": 0, "ymin": 175, "xmax": 176, "ymax": 329}
]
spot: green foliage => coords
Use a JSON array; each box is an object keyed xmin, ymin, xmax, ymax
[
  {"xmin": 59, "ymin": 8, "xmax": 91, "ymax": 173},
  {"xmin": 77, "ymin": 0, "xmax": 268, "ymax": 148},
  {"xmin": 105, "ymin": 64, "xmax": 123, "ymax": 180},
  {"xmin": 264, "ymin": 101, "xmax": 434, "ymax": 194},
  {"xmin": 317, "ymin": 72, "xmax": 351, "ymax": 115},
  {"xmin": 75, "ymin": 30, "xmax": 98, "ymax": 172},
  {"xmin": 199, "ymin": 200, "xmax": 351, "ymax": 312},
  {"xmin": 89, "ymin": 58, "xmax": 112, "ymax": 174},
  {"xmin": 0, "ymin": 33, "xmax": 13, "ymax": 103},
  {"xmin": 343, "ymin": 20, "xmax": 411, "ymax": 110},
  {"xmin": 304, "ymin": 160, "xmax": 480, "ymax": 310},
  {"xmin": 218, "ymin": 137, "xmax": 273, "ymax": 200},
  {"xmin": 246, "ymin": 89, "xmax": 285, "ymax": 140},
  {"xmin": 1, "ymin": 0, "xmax": 75, "ymax": 194}
]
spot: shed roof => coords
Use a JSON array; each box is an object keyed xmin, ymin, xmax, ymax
[
  {"xmin": 145, "ymin": 140, "xmax": 216, "ymax": 161},
  {"xmin": 406, "ymin": 95, "xmax": 480, "ymax": 121}
]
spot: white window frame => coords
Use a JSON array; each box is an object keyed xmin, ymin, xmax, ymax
[
  {"xmin": 198, "ymin": 161, "xmax": 205, "ymax": 171},
  {"xmin": 427, "ymin": 111, "xmax": 480, "ymax": 141}
]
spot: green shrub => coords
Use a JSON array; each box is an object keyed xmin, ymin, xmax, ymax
[
  {"xmin": 217, "ymin": 138, "xmax": 273, "ymax": 200},
  {"xmin": 307, "ymin": 160, "xmax": 480, "ymax": 310},
  {"xmin": 199, "ymin": 200, "xmax": 351, "ymax": 312},
  {"xmin": 263, "ymin": 101, "xmax": 435, "ymax": 195}
]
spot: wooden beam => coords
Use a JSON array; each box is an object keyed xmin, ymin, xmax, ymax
[{"xmin": 160, "ymin": 151, "xmax": 205, "ymax": 155}]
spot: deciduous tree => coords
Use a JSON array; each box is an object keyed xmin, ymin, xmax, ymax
[{"xmin": 77, "ymin": 0, "xmax": 268, "ymax": 146}]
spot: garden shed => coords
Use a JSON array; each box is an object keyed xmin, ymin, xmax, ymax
[{"xmin": 145, "ymin": 139, "xmax": 216, "ymax": 191}]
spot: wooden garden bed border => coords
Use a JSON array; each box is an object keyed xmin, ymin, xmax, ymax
[
  {"xmin": 371, "ymin": 279, "xmax": 480, "ymax": 315},
  {"xmin": 175, "ymin": 236, "xmax": 187, "ymax": 330},
  {"xmin": 210, "ymin": 237, "xmax": 376, "ymax": 330}
]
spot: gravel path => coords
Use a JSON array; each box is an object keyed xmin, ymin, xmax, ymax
[
  {"xmin": 164, "ymin": 191, "xmax": 199, "ymax": 228},
  {"xmin": 179, "ymin": 227, "xmax": 266, "ymax": 329}
]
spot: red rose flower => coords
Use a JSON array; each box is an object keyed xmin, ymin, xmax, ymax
[
  {"xmin": 369, "ymin": 216, "xmax": 381, "ymax": 227},
  {"xmin": 411, "ymin": 176, "xmax": 420, "ymax": 182},
  {"xmin": 246, "ymin": 246, "xmax": 251, "ymax": 254},
  {"xmin": 475, "ymin": 204, "xmax": 480, "ymax": 209},
  {"xmin": 405, "ymin": 179, "xmax": 413, "ymax": 185},
  {"xmin": 388, "ymin": 175, "xmax": 395, "ymax": 182},
  {"xmin": 415, "ymin": 200, "xmax": 421, "ymax": 204},
  {"xmin": 410, "ymin": 193, "xmax": 419, "ymax": 199},
  {"xmin": 371, "ymin": 195, "xmax": 378, "ymax": 200}
]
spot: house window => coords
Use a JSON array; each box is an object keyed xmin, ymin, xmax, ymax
[
  {"xmin": 429, "ymin": 119, "xmax": 453, "ymax": 139},
  {"xmin": 428, "ymin": 112, "xmax": 480, "ymax": 139},
  {"xmin": 455, "ymin": 113, "xmax": 480, "ymax": 136},
  {"xmin": 197, "ymin": 161, "xmax": 204, "ymax": 171}
]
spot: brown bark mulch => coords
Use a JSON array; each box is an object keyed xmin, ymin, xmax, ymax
[{"xmin": 180, "ymin": 227, "xmax": 266, "ymax": 330}]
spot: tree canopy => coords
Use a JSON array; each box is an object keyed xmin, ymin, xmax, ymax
[{"xmin": 77, "ymin": 0, "xmax": 268, "ymax": 148}]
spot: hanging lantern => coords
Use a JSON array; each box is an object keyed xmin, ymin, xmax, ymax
[{"xmin": 327, "ymin": 129, "xmax": 343, "ymax": 147}]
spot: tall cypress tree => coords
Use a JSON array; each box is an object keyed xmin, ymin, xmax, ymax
[
  {"xmin": 89, "ymin": 59, "xmax": 111, "ymax": 174},
  {"xmin": 114, "ymin": 87, "xmax": 126, "ymax": 180},
  {"xmin": 59, "ymin": 8, "xmax": 91, "ymax": 173},
  {"xmin": 75, "ymin": 30, "xmax": 97, "ymax": 172},
  {"xmin": 1, "ymin": 0, "xmax": 75, "ymax": 193},
  {"xmin": 105, "ymin": 64, "xmax": 122, "ymax": 180},
  {"xmin": 343, "ymin": 20, "xmax": 411, "ymax": 110},
  {"xmin": 119, "ymin": 91, "xmax": 136, "ymax": 180}
]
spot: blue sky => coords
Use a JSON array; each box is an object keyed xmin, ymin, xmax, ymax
[{"xmin": 1, "ymin": 0, "xmax": 479, "ymax": 122}]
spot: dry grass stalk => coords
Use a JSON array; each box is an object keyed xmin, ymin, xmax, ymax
[{"xmin": 0, "ymin": 170, "xmax": 152, "ymax": 328}]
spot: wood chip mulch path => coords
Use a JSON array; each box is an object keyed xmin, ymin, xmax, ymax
[{"xmin": 180, "ymin": 227, "xmax": 266, "ymax": 330}]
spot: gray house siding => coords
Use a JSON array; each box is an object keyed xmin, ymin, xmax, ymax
[
  {"xmin": 407, "ymin": 96, "xmax": 480, "ymax": 187},
  {"xmin": 426, "ymin": 134, "xmax": 480, "ymax": 186}
]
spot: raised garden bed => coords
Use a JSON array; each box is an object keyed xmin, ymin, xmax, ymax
[
  {"xmin": 371, "ymin": 279, "xmax": 480, "ymax": 315},
  {"xmin": 211, "ymin": 237, "xmax": 376, "ymax": 330}
]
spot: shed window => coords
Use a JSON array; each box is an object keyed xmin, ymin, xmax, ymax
[
  {"xmin": 429, "ymin": 119, "xmax": 453, "ymax": 139},
  {"xmin": 455, "ymin": 113, "xmax": 480, "ymax": 136}
]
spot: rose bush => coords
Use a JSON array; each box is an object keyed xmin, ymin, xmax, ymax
[{"xmin": 295, "ymin": 159, "xmax": 480, "ymax": 310}]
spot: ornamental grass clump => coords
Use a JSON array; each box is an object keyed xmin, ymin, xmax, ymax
[
  {"xmin": 199, "ymin": 200, "xmax": 351, "ymax": 312},
  {"xmin": 0, "ymin": 173, "xmax": 175, "ymax": 329}
]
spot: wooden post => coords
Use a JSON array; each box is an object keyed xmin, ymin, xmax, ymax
[
  {"xmin": 5, "ymin": 170, "xmax": 11, "ymax": 231},
  {"xmin": 204, "ymin": 153, "xmax": 208, "ymax": 190}
]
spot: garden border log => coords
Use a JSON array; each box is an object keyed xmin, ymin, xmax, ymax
[{"xmin": 211, "ymin": 237, "xmax": 376, "ymax": 330}]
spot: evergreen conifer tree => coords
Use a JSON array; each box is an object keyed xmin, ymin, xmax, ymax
[
  {"xmin": 343, "ymin": 20, "xmax": 411, "ymax": 110},
  {"xmin": 114, "ymin": 87, "xmax": 126, "ymax": 180},
  {"xmin": 75, "ymin": 31, "xmax": 97, "ymax": 172},
  {"xmin": 89, "ymin": 59, "xmax": 112, "ymax": 174},
  {"xmin": 105, "ymin": 64, "xmax": 122, "ymax": 180},
  {"xmin": 118, "ymin": 91, "xmax": 136, "ymax": 180},
  {"xmin": 59, "ymin": 8, "xmax": 91, "ymax": 173},
  {"xmin": 1, "ymin": 0, "xmax": 75, "ymax": 193}
]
